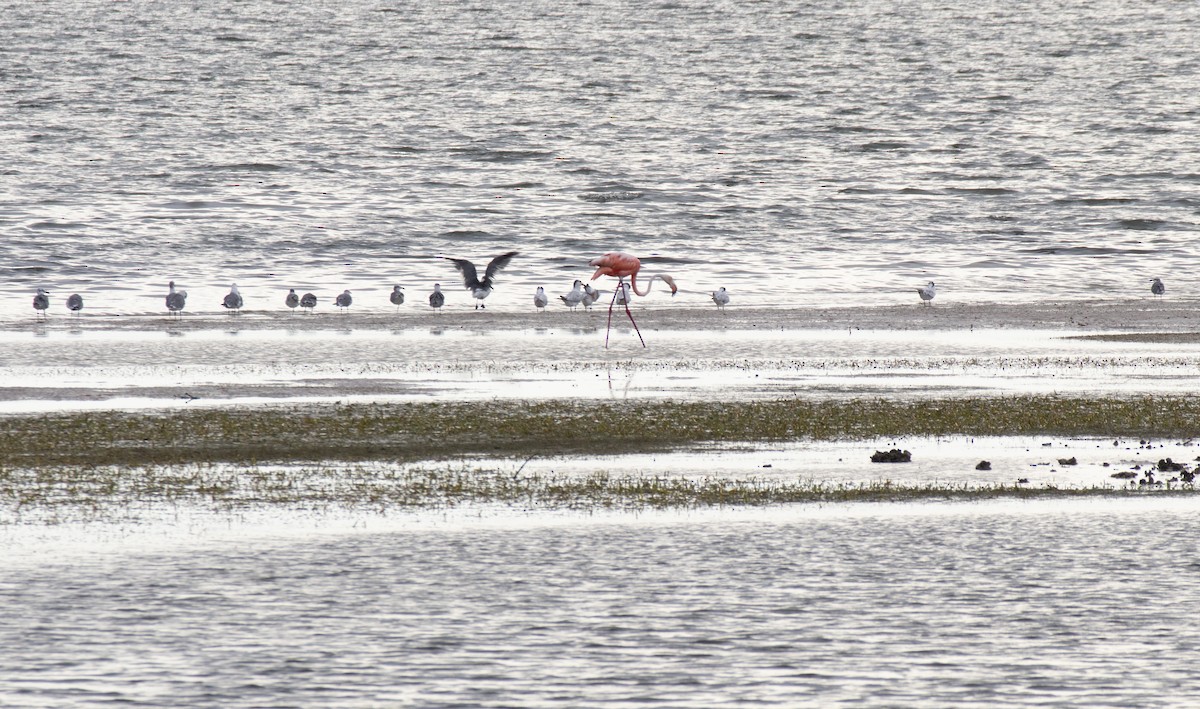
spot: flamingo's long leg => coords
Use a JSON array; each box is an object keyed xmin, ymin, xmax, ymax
[
  {"xmin": 603, "ymin": 277, "xmax": 646, "ymax": 349},
  {"xmin": 623, "ymin": 294, "xmax": 646, "ymax": 348},
  {"xmin": 605, "ymin": 285, "xmax": 618, "ymax": 348}
]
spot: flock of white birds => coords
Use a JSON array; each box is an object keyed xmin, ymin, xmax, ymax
[
  {"xmin": 26, "ymin": 276, "xmax": 1171, "ymax": 321},
  {"xmin": 64, "ymin": 246, "xmax": 1184, "ymax": 321},
  {"xmin": 26, "ymin": 251, "xmax": 741, "ymax": 321}
]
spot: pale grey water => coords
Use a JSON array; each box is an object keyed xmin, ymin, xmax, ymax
[
  {"xmin": 4, "ymin": 500, "xmax": 1200, "ymax": 707},
  {"xmin": 3, "ymin": 0, "xmax": 1200, "ymax": 317},
  {"xmin": 4, "ymin": 325, "xmax": 1200, "ymax": 410},
  {"xmin": 6, "ymin": 3, "xmax": 1200, "ymax": 704}
]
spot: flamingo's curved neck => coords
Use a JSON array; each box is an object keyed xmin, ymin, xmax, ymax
[{"xmin": 629, "ymin": 273, "xmax": 676, "ymax": 297}]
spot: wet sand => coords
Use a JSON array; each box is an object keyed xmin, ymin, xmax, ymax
[
  {"xmin": 3, "ymin": 299, "xmax": 1200, "ymax": 525},
  {"xmin": 2, "ymin": 300, "xmax": 1200, "ymax": 411},
  {"xmin": 3, "ymin": 297, "xmax": 1199, "ymax": 333}
]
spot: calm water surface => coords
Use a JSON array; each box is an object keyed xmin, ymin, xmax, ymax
[
  {"xmin": 3, "ymin": 500, "xmax": 1200, "ymax": 707},
  {"xmin": 4, "ymin": 4, "xmax": 1198, "ymax": 704},
  {"xmin": 4, "ymin": 325, "xmax": 1200, "ymax": 410},
  {"xmin": 3, "ymin": 0, "xmax": 1200, "ymax": 317}
]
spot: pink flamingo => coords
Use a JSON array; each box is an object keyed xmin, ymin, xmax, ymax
[{"xmin": 589, "ymin": 251, "xmax": 677, "ymax": 348}]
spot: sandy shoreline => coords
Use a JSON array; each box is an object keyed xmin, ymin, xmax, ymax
[
  {"xmin": 3, "ymin": 298, "xmax": 1200, "ymax": 411},
  {"xmin": 3, "ymin": 298, "xmax": 1200, "ymax": 334},
  {"xmin": 4, "ymin": 296, "xmax": 1200, "ymax": 518}
]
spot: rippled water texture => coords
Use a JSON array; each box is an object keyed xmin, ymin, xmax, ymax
[
  {"xmin": 3, "ymin": 500, "xmax": 1200, "ymax": 707},
  {"xmin": 4, "ymin": 5, "xmax": 1199, "ymax": 706},
  {"xmin": 3, "ymin": 0, "xmax": 1199, "ymax": 317}
]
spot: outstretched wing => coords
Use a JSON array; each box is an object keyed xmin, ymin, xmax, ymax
[
  {"xmin": 446, "ymin": 257, "xmax": 481, "ymax": 290},
  {"xmin": 483, "ymin": 251, "xmax": 518, "ymax": 285}
]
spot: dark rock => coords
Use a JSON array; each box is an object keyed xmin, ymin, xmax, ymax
[
  {"xmin": 975, "ymin": 460, "xmax": 992, "ymax": 470},
  {"xmin": 1157, "ymin": 458, "xmax": 1186, "ymax": 472},
  {"xmin": 871, "ymin": 449, "xmax": 911, "ymax": 463},
  {"xmin": 1057, "ymin": 457, "xmax": 1077, "ymax": 466},
  {"xmin": 1110, "ymin": 471, "xmax": 1138, "ymax": 479},
  {"xmin": 1017, "ymin": 478, "xmax": 1029, "ymax": 484}
]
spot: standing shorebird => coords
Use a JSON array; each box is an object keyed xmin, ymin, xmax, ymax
[
  {"xmin": 533, "ymin": 286, "xmax": 549, "ymax": 312},
  {"xmin": 166, "ymin": 281, "xmax": 187, "ymax": 317},
  {"xmin": 712, "ymin": 287, "xmax": 730, "ymax": 310},
  {"xmin": 582, "ymin": 284, "xmax": 603, "ymax": 311},
  {"xmin": 335, "ymin": 290, "xmax": 353, "ymax": 311},
  {"xmin": 916, "ymin": 281, "xmax": 936, "ymax": 306},
  {"xmin": 560, "ymin": 280, "xmax": 585, "ymax": 311},
  {"xmin": 445, "ymin": 251, "xmax": 518, "ymax": 309},
  {"xmin": 614, "ymin": 280, "xmax": 631, "ymax": 306},
  {"xmin": 300, "ymin": 292, "xmax": 317, "ymax": 313},
  {"xmin": 589, "ymin": 251, "xmax": 677, "ymax": 348},
  {"xmin": 429, "ymin": 283, "xmax": 445, "ymax": 311},
  {"xmin": 66, "ymin": 293, "xmax": 84, "ymax": 316},
  {"xmin": 285, "ymin": 289, "xmax": 300, "ymax": 312},
  {"xmin": 390, "ymin": 285, "xmax": 405, "ymax": 310},
  {"xmin": 1151, "ymin": 278, "xmax": 1166, "ymax": 297},
  {"xmin": 32, "ymin": 289, "xmax": 50, "ymax": 321},
  {"xmin": 222, "ymin": 284, "xmax": 243, "ymax": 313}
]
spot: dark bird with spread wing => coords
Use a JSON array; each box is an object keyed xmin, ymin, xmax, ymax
[{"xmin": 444, "ymin": 251, "xmax": 518, "ymax": 309}]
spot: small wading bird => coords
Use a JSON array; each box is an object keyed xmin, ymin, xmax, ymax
[
  {"xmin": 712, "ymin": 287, "xmax": 730, "ymax": 310},
  {"xmin": 33, "ymin": 288, "xmax": 50, "ymax": 321},
  {"xmin": 916, "ymin": 281, "xmax": 936, "ymax": 306},
  {"xmin": 300, "ymin": 292, "xmax": 317, "ymax": 313},
  {"xmin": 390, "ymin": 285, "xmax": 405, "ymax": 310},
  {"xmin": 66, "ymin": 293, "xmax": 84, "ymax": 315},
  {"xmin": 560, "ymin": 280, "xmax": 584, "ymax": 310},
  {"xmin": 589, "ymin": 251, "xmax": 677, "ymax": 348},
  {"xmin": 614, "ymin": 281, "xmax": 630, "ymax": 306},
  {"xmin": 445, "ymin": 251, "xmax": 518, "ymax": 309},
  {"xmin": 166, "ymin": 281, "xmax": 187, "ymax": 317},
  {"xmin": 285, "ymin": 289, "xmax": 299, "ymax": 312},
  {"xmin": 1151, "ymin": 278, "xmax": 1165, "ymax": 297},
  {"xmin": 429, "ymin": 283, "xmax": 445, "ymax": 311},
  {"xmin": 582, "ymin": 284, "xmax": 602, "ymax": 311},
  {"xmin": 335, "ymin": 290, "xmax": 352, "ymax": 311},
  {"xmin": 533, "ymin": 286, "xmax": 548, "ymax": 312},
  {"xmin": 222, "ymin": 284, "xmax": 243, "ymax": 313}
]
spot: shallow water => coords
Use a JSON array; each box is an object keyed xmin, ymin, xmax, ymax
[
  {"xmin": 5, "ymin": 3, "xmax": 1199, "ymax": 702},
  {"xmin": 3, "ymin": 432, "xmax": 1186, "ymax": 531},
  {"xmin": 3, "ymin": 498, "xmax": 1200, "ymax": 707},
  {"xmin": 2, "ymin": 324, "xmax": 1199, "ymax": 411},
  {"xmin": 3, "ymin": 0, "xmax": 1200, "ymax": 318},
  {"xmin": 493, "ymin": 434, "xmax": 1192, "ymax": 489}
]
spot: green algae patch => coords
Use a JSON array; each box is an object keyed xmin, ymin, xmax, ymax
[
  {"xmin": 1, "ymin": 463, "xmax": 1189, "ymax": 524},
  {"xmin": 1, "ymin": 394, "xmax": 1198, "ymax": 470}
]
